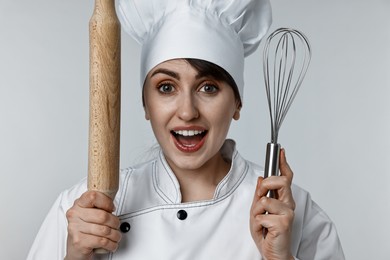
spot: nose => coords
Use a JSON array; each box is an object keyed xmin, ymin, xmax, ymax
[{"xmin": 176, "ymin": 92, "xmax": 199, "ymax": 121}]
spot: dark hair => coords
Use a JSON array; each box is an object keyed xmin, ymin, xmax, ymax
[{"xmin": 142, "ymin": 58, "xmax": 242, "ymax": 108}]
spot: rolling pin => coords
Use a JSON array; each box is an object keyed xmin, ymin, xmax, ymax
[{"xmin": 88, "ymin": 0, "xmax": 121, "ymax": 253}]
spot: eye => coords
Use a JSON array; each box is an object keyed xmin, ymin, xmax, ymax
[
  {"xmin": 199, "ymin": 83, "xmax": 218, "ymax": 93},
  {"xmin": 158, "ymin": 83, "xmax": 175, "ymax": 94}
]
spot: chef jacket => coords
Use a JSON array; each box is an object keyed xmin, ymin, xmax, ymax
[{"xmin": 27, "ymin": 139, "xmax": 345, "ymax": 259}]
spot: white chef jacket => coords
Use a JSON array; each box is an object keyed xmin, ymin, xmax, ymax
[{"xmin": 27, "ymin": 140, "xmax": 345, "ymax": 260}]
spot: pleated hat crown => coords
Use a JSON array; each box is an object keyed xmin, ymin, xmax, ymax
[{"xmin": 117, "ymin": 0, "xmax": 272, "ymax": 100}]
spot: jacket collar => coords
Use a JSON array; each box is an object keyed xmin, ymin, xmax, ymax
[{"xmin": 153, "ymin": 139, "xmax": 247, "ymax": 203}]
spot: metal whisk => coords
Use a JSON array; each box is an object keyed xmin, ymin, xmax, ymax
[{"xmin": 263, "ymin": 28, "xmax": 311, "ymax": 198}]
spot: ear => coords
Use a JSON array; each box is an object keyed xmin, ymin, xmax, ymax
[
  {"xmin": 144, "ymin": 106, "xmax": 150, "ymax": 120},
  {"xmin": 142, "ymin": 87, "xmax": 151, "ymax": 120},
  {"xmin": 233, "ymin": 107, "xmax": 240, "ymax": 120}
]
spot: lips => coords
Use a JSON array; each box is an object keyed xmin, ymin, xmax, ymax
[{"xmin": 171, "ymin": 128, "xmax": 207, "ymax": 153}]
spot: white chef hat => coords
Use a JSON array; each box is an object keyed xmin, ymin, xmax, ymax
[{"xmin": 116, "ymin": 0, "xmax": 272, "ymax": 101}]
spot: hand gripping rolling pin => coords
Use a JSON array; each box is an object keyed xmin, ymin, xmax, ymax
[{"xmin": 88, "ymin": 0, "xmax": 121, "ymax": 253}]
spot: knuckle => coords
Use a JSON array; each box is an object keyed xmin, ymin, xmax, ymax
[
  {"xmin": 66, "ymin": 208, "xmax": 76, "ymax": 220},
  {"xmin": 73, "ymin": 238, "xmax": 82, "ymax": 248},
  {"xmin": 250, "ymin": 206, "xmax": 256, "ymax": 217},
  {"xmin": 117, "ymin": 231, "xmax": 123, "ymax": 242},
  {"xmin": 99, "ymin": 225, "xmax": 111, "ymax": 236},
  {"xmin": 286, "ymin": 208, "xmax": 295, "ymax": 221},
  {"xmin": 69, "ymin": 234, "xmax": 83, "ymax": 249},
  {"xmin": 99, "ymin": 237, "xmax": 110, "ymax": 247},
  {"xmin": 280, "ymin": 176, "xmax": 290, "ymax": 186},
  {"xmin": 290, "ymin": 209, "xmax": 295, "ymax": 219},
  {"xmin": 67, "ymin": 223, "xmax": 77, "ymax": 234},
  {"xmin": 95, "ymin": 211, "xmax": 109, "ymax": 223},
  {"xmin": 85, "ymin": 191, "xmax": 98, "ymax": 203},
  {"xmin": 250, "ymin": 203, "xmax": 257, "ymax": 217},
  {"xmin": 113, "ymin": 230, "xmax": 122, "ymax": 243},
  {"xmin": 279, "ymin": 217, "xmax": 292, "ymax": 233},
  {"xmin": 113, "ymin": 216, "xmax": 121, "ymax": 229},
  {"xmin": 112, "ymin": 243, "xmax": 120, "ymax": 252},
  {"xmin": 254, "ymin": 214, "xmax": 263, "ymax": 223},
  {"xmin": 108, "ymin": 238, "xmax": 120, "ymax": 252},
  {"xmin": 259, "ymin": 196, "xmax": 269, "ymax": 206},
  {"xmin": 80, "ymin": 248, "xmax": 92, "ymax": 256},
  {"xmin": 290, "ymin": 201, "xmax": 296, "ymax": 211}
]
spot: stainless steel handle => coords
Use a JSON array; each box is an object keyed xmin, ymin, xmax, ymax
[{"xmin": 264, "ymin": 142, "xmax": 281, "ymax": 198}]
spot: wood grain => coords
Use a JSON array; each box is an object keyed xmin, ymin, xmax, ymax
[{"xmin": 88, "ymin": 0, "xmax": 120, "ymax": 200}]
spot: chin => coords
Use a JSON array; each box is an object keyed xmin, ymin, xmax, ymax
[{"xmin": 164, "ymin": 151, "xmax": 210, "ymax": 172}]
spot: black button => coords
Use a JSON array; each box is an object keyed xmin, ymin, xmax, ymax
[
  {"xmin": 120, "ymin": 222, "xmax": 131, "ymax": 233},
  {"xmin": 177, "ymin": 210, "xmax": 188, "ymax": 220}
]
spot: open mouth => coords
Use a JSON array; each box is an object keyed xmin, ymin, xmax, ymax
[{"xmin": 171, "ymin": 130, "xmax": 208, "ymax": 152}]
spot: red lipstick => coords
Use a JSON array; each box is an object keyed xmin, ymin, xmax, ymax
[{"xmin": 170, "ymin": 126, "xmax": 207, "ymax": 153}]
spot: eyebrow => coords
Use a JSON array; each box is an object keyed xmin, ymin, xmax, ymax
[
  {"xmin": 195, "ymin": 71, "xmax": 214, "ymax": 80},
  {"xmin": 150, "ymin": 68, "xmax": 215, "ymax": 81},
  {"xmin": 150, "ymin": 68, "xmax": 180, "ymax": 80}
]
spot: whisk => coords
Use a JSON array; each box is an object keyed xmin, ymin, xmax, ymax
[{"xmin": 263, "ymin": 28, "xmax": 311, "ymax": 199}]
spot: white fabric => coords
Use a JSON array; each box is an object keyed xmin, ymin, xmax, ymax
[
  {"xmin": 116, "ymin": 0, "xmax": 272, "ymax": 100},
  {"xmin": 27, "ymin": 140, "xmax": 345, "ymax": 259}
]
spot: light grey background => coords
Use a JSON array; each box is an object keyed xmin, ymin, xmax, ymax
[{"xmin": 1, "ymin": 0, "xmax": 389, "ymax": 259}]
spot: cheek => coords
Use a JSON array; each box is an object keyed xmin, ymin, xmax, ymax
[
  {"xmin": 207, "ymin": 100, "xmax": 236, "ymax": 129},
  {"xmin": 144, "ymin": 88, "xmax": 163, "ymax": 120},
  {"xmin": 145, "ymin": 99, "xmax": 176, "ymax": 136},
  {"xmin": 147, "ymin": 101, "xmax": 174, "ymax": 121}
]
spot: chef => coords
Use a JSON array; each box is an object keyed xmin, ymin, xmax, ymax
[{"xmin": 28, "ymin": 0, "xmax": 345, "ymax": 259}]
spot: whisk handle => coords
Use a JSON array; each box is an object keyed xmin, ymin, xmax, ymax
[
  {"xmin": 264, "ymin": 142, "xmax": 281, "ymax": 198},
  {"xmin": 262, "ymin": 143, "xmax": 281, "ymax": 238}
]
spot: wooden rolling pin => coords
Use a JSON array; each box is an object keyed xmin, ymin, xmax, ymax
[
  {"xmin": 88, "ymin": 0, "xmax": 120, "ymax": 202},
  {"xmin": 88, "ymin": 0, "xmax": 121, "ymax": 253}
]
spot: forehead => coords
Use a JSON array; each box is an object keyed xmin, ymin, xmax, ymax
[{"xmin": 148, "ymin": 59, "xmax": 198, "ymax": 79}]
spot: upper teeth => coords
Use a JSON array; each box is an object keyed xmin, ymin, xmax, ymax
[{"xmin": 173, "ymin": 130, "xmax": 204, "ymax": 136}]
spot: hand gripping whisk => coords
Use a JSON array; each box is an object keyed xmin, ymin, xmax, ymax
[{"xmin": 263, "ymin": 28, "xmax": 311, "ymax": 199}]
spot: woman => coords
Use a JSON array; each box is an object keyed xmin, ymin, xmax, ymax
[{"xmin": 28, "ymin": 0, "xmax": 344, "ymax": 259}]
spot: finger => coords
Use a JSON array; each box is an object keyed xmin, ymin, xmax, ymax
[
  {"xmin": 251, "ymin": 176, "xmax": 263, "ymax": 208},
  {"xmin": 257, "ymin": 175, "xmax": 291, "ymax": 197},
  {"xmin": 81, "ymin": 223, "xmax": 122, "ymax": 243},
  {"xmin": 251, "ymin": 213, "xmax": 287, "ymax": 237},
  {"xmin": 253, "ymin": 212, "xmax": 294, "ymax": 235},
  {"xmin": 251, "ymin": 196, "xmax": 267, "ymax": 217},
  {"xmin": 251, "ymin": 177, "xmax": 265, "ymax": 223},
  {"xmin": 68, "ymin": 219, "xmax": 122, "ymax": 243},
  {"xmin": 68, "ymin": 231, "xmax": 120, "ymax": 253},
  {"xmin": 66, "ymin": 206, "xmax": 120, "ymax": 230},
  {"xmin": 251, "ymin": 214, "xmax": 265, "ymax": 234},
  {"xmin": 279, "ymin": 148, "xmax": 293, "ymax": 181},
  {"xmin": 77, "ymin": 191, "xmax": 115, "ymax": 212},
  {"xmin": 256, "ymin": 177, "xmax": 294, "ymax": 210},
  {"xmin": 254, "ymin": 176, "xmax": 263, "ymax": 199},
  {"xmin": 79, "ymin": 208, "xmax": 120, "ymax": 229},
  {"xmin": 252, "ymin": 196, "xmax": 293, "ymax": 216},
  {"xmin": 257, "ymin": 149, "xmax": 292, "ymax": 197}
]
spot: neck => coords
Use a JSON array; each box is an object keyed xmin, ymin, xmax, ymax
[{"xmin": 169, "ymin": 152, "xmax": 231, "ymax": 203}]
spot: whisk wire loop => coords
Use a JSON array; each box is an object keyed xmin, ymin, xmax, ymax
[{"xmin": 263, "ymin": 28, "xmax": 311, "ymax": 143}]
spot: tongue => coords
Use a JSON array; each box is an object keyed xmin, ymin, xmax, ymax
[{"xmin": 176, "ymin": 135, "xmax": 203, "ymax": 147}]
